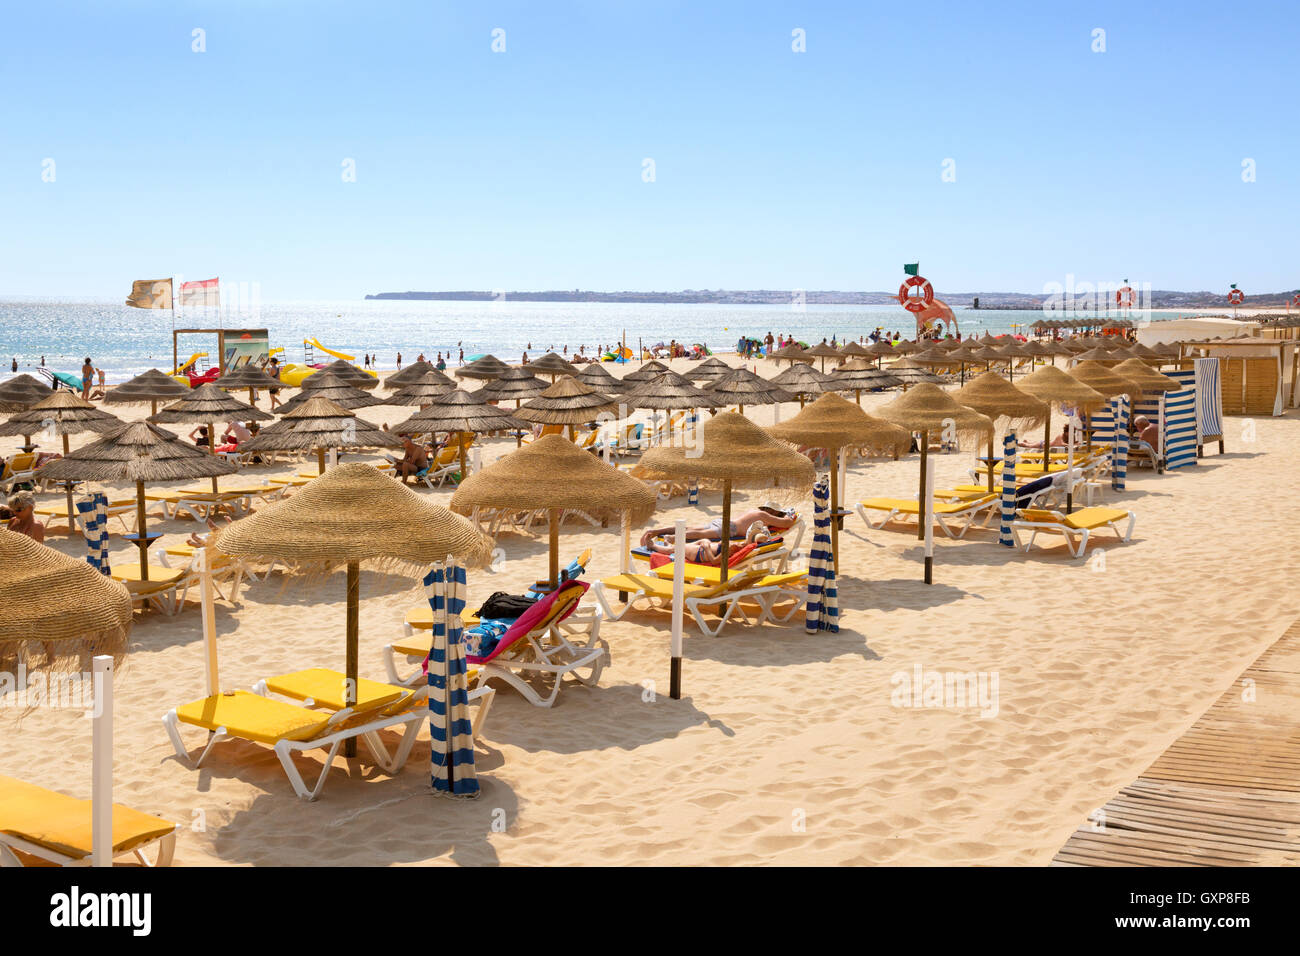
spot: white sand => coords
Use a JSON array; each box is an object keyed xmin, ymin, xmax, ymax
[{"xmin": 3, "ymin": 354, "xmax": 1297, "ymax": 866}]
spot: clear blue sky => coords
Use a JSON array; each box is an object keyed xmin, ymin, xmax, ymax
[{"xmin": 2, "ymin": 0, "xmax": 1296, "ymax": 300}]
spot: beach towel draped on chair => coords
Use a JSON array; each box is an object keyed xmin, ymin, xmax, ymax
[
  {"xmin": 425, "ymin": 561, "xmax": 478, "ymax": 798},
  {"xmin": 998, "ymin": 433, "xmax": 1016, "ymax": 547},
  {"xmin": 805, "ymin": 476, "xmax": 838, "ymax": 633},
  {"xmin": 77, "ymin": 492, "xmax": 111, "ymax": 575}
]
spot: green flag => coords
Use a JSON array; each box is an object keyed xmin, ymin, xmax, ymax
[
  {"xmin": 904, "ymin": 263, "xmax": 920, "ymax": 277},
  {"xmin": 1230, "ymin": 283, "xmax": 1238, "ymax": 290}
]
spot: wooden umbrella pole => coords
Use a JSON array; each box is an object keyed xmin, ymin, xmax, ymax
[
  {"xmin": 719, "ymin": 480, "xmax": 732, "ymax": 584},
  {"xmin": 917, "ymin": 431, "xmax": 928, "ymax": 541},
  {"xmin": 987, "ymin": 436, "xmax": 996, "ymax": 493},
  {"xmin": 1042, "ymin": 418, "xmax": 1051, "ymax": 473},
  {"xmin": 62, "ymin": 433, "xmax": 74, "ymax": 536},
  {"xmin": 317, "ymin": 447, "xmax": 326, "ymax": 474},
  {"xmin": 460, "ymin": 434, "xmax": 469, "ymax": 483},
  {"xmin": 549, "ymin": 508, "xmax": 560, "ymax": 588},
  {"xmin": 208, "ymin": 422, "xmax": 219, "ymax": 493},
  {"xmin": 344, "ymin": 560, "xmax": 360, "ymax": 758},
  {"xmin": 135, "ymin": 481, "xmax": 149, "ymax": 580}
]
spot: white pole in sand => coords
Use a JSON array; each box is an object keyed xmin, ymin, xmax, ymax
[
  {"xmin": 621, "ymin": 513, "xmax": 632, "ymax": 574},
  {"xmin": 199, "ymin": 546, "xmax": 219, "ymax": 694},
  {"xmin": 923, "ymin": 459, "xmax": 935, "ymax": 585},
  {"xmin": 670, "ymin": 518, "xmax": 685, "ymax": 699},
  {"xmin": 473, "ymin": 445, "xmax": 482, "ymax": 473},
  {"xmin": 91, "ymin": 655, "xmax": 113, "ymax": 867},
  {"xmin": 1066, "ymin": 413, "xmax": 1076, "ymax": 514}
]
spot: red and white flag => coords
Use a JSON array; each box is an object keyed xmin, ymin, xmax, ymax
[{"xmin": 178, "ymin": 277, "xmax": 220, "ymax": 308}]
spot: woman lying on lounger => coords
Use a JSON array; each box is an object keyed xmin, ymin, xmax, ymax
[
  {"xmin": 639, "ymin": 505, "xmax": 796, "ymax": 548},
  {"xmin": 645, "ymin": 522, "xmax": 772, "ymax": 564}
]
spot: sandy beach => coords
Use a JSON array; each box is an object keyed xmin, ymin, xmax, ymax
[{"xmin": 2, "ymin": 352, "xmax": 1296, "ymax": 867}]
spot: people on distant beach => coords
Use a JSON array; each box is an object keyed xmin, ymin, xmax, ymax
[
  {"xmin": 396, "ymin": 352, "xmax": 402, "ymax": 370},
  {"xmin": 266, "ymin": 357, "xmax": 282, "ymax": 409},
  {"xmin": 458, "ymin": 349, "xmax": 464, "ymax": 365},
  {"xmin": 4, "ymin": 492, "xmax": 44, "ymax": 542},
  {"xmin": 81, "ymin": 357, "xmax": 94, "ymax": 400},
  {"xmin": 9, "ymin": 358, "xmax": 15, "ymax": 373},
  {"xmin": 89, "ymin": 367, "xmax": 106, "ymax": 401},
  {"xmin": 521, "ymin": 351, "xmax": 529, "ymax": 364}
]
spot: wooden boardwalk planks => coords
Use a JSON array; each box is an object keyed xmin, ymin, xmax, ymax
[{"xmin": 1052, "ymin": 620, "xmax": 1300, "ymax": 866}]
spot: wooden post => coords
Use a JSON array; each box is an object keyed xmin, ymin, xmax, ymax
[
  {"xmin": 719, "ymin": 480, "xmax": 732, "ymax": 583},
  {"xmin": 917, "ymin": 432, "xmax": 928, "ymax": 541},
  {"xmin": 987, "ymin": 435, "xmax": 996, "ymax": 493},
  {"xmin": 548, "ymin": 508, "xmax": 560, "ymax": 588},
  {"xmin": 924, "ymin": 458, "xmax": 935, "ymax": 584},
  {"xmin": 316, "ymin": 447, "xmax": 326, "ymax": 474},
  {"xmin": 459, "ymin": 434, "xmax": 469, "ymax": 484},
  {"xmin": 344, "ymin": 560, "xmax": 360, "ymax": 758},
  {"xmin": 135, "ymin": 481, "xmax": 149, "ymax": 579},
  {"xmin": 62, "ymin": 433, "xmax": 74, "ymax": 536},
  {"xmin": 208, "ymin": 421, "xmax": 219, "ymax": 492},
  {"xmin": 1042, "ymin": 418, "xmax": 1051, "ymax": 473}
]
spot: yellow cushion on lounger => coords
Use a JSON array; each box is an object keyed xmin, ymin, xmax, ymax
[
  {"xmin": 404, "ymin": 605, "xmax": 481, "ymax": 631},
  {"xmin": 262, "ymin": 668, "xmax": 406, "ymax": 713},
  {"xmin": 860, "ymin": 497, "xmax": 921, "ymax": 513},
  {"xmin": 175, "ymin": 690, "xmax": 333, "ymax": 744},
  {"xmin": 0, "ymin": 774, "xmax": 176, "ymax": 861},
  {"xmin": 1061, "ymin": 507, "xmax": 1129, "ymax": 530}
]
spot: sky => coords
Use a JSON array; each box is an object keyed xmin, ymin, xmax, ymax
[{"xmin": 1, "ymin": 0, "xmax": 1297, "ymax": 300}]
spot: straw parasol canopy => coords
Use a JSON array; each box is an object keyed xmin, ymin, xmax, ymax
[
  {"xmin": 767, "ymin": 391, "xmax": 910, "ymax": 457},
  {"xmin": 1071, "ymin": 346, "xmax": 1120, "ymax": 365},
  {"xmin": 477, "ymin": 367, "xmax": 547, "ymax": 405},
  {"xmin": 689, "ymin": 356, "xmax": 735, "ymax": 379},
  {"xmin": 515, "ymin": 376, "xmax": 620, "ymax": 438},
  {"xmin": 101, "ymin": 368, "xmax": 189, "ymax": 414},
  {"xmin": 891, "ymin": 339, "xmax": 920, "ymax": 355},
  {"xmin": 277, "ymin": 372, "xmax": 389, "ymax": 413},
  {"xmin": 0, "ymin": 373, "xmax": 53, "ymax": 412},
  {"xmin": 1014, "ymin": 365, "xmax": 1108, "ymax": 469},
  {"xmin": 803, "ymin": 342, "xmax": 842, "ymax": 373},
  {"xmin": 1112, "ymin": 358, "xmax": 1182, "ymax": 394},
  {"xmin": 769, "ymin": 362, "xmax": 830, "ymax": 406},
  {"xmin": 315, "ymin": 359, "xmax": 380, "ymax": 390},
  {"xmin": 619, "ymin": 370, "xmax": 720, "ymax": 411},
  {"xmin": 393, "ymin": 389, "xmax": 529, "ymax": 480},
  {"xmin": 1129, "ymin": 342, "xmax": 1163, "ymax": 361},
  {"xmin": 826, "ymin": 359, "xmax": 903, "ymax": 402},
  {"xmin": 149, "ymin": 383, "xmax": 273, "ymax": 490},
  {"xmin": 839, "ymin": 341, "xmax": 872, "ymax": 359},
  {"xmin": 621, "ymin": 359, "xmax": 671, "ymax": 384},
  {"xmin": 575, "ymin": 362, "xmax": 626, "ymax": 393},
  {"xmin": 37, "ymin": 421, "xmax": 237, "ymax": 576},
  {"xmin": 217, "ymin": 463, "xmax": 493, "ymax": 752},
  {"xmin": 769, "ymin": 343, "xmax": 813, "ymax": 366},
  {"xmin": 0, "ymin": 529, "xmax": 133, "ymax": 677},
  {"xmin": 953, "ymin": 372, "xmax": 1050, "ymax": 492},
  {"xmin": 635, "ymin": 412, "xmax": 815, "ymax": 581},
  {"xmin": 244, "ymin": 396, "xmax": 400, "ymax": 474},
  {"xmin": 1069, "ymin": 361, "xmax": 1143, "ymax": 399},
  {"xmin": 215, "ymin": 363, "xmax": 279, "ymax": 404},
  {"xmin": 704, "ymin": 367, "xmax": 794, "ymax": 411},
  {"xmin": 385, "ymin": 360, "xmax": 441, "ymax": 390},
  {"xmin": 527, "ymin": 352, "xmax": 579, "ymax": 381},
  {"xmin": 876, "ymin": 384, "xmax": 994, "ymax": 552},
  {"xmin": 451, "ymin": 434, "xmax": 657, "ymax": 587},
  {"xmin": 384, "ymin": 371, "xmax": 458, "ymax": 407},
  {"xmin": 886, "ymin": 358, "xmax": 945, "ymax": 386},
  {"xmin": 455, "ymin": 355, "xmax": 511, "ymax": 381}
]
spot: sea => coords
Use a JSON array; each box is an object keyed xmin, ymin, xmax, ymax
[{"xmin": 0, "ymin": 299, "xmax": 1187, "ymax": 384}]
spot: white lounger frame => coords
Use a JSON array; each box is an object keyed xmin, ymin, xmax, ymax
[
  {"xmin": 855, "ymin": 496, "xmax": 998, "ymax": 539},
  {"xmin": 1010, "ymin": 510, "xmax": 1136, "ymax": 558},
  {"xmin": 0, "ymin": 827, "xmax": 177, "ymax": 868}
]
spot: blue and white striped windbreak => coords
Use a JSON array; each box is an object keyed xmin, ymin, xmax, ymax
[
  {"xmin": 998, "ymin": 432, "xmax": 1017, "ymax": 547},
  {"xmin": 687, "ymin": 480, "xmax": 699, "ymax": 506},
  {"xmin": 805, "ymin": 476, "xmax": 838, "ymax": 633},
  {"xmin": 1164, "ymin": 369, "xmax": 1199, "ymax": 470},
  {"xmin": 425, "ymin": 561, "xmax": 479, "ymax": 798},
  {"xmin": 1193, "ymin": 358, "xmax": 1222, "ymax": 442},
  {"xmin": 1111, "ymin": 396, "xmax": 1129, "ymax": 490},
  {"xmin": 76, "ymin": 493, "xmax": 110, "ymax": 575}
]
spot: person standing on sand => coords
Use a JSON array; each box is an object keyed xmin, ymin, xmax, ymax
[
  {"xmin": 458, "ymin": 348, "xmax": 464, "ymax": 365},
  {"xmin": 396, "ymin": 352, "xmax": 402, "ymax": 370},
  {"xmin": 765, "ymin": 331, "xmax": 774, "ymax": 355},
  {"xmin": 266, "ymin": 357, "xmax": 283, "ymax": 410},
  {"xmin": 81, "ymin": 357, "xmax": 94, "ymax": 400},
  {"xmin": 10, "ymin": 358, "xmax": 16, "ymax": 373}
]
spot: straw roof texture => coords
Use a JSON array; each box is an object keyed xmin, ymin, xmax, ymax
[
  {"xmin": 515, "ymin": 376, "xmax": 619, "ymax": 424},
  {"xmin": 952, "ymin": 372, "xmax": 1049, "ymax": 427},
  {"xmin": 767, "ymin": 392, "xmax": 910, "ymax": 455},
  {"xmin": 37, "ymin": 421, "xmax": 238, "ymax": 482},
  {"xmin": 528, "ymin": 353, "xmax": 579, "ymax": 377},
  {"xmin": 0, "ymin": 374, "xmax": 53, "ymax": 410},
  {"xmin": 827, "ymin": 358, "xmax": 903, "ymax": 391},
  {"xmin": 317, "ymin": 359, "xmax": 380, "ymax": 389},
  {"xmin": 385, "ymin": 360, "xmax": 440, "ymax": 389},
  {"xmin": 0, "ymin": 529, "xmax": 132, "ymax": 675},
  {"xmin": 455, "ymin": 355, "xmax": 511, "ymax": 380},
  {"xmin": 0, "ymin": 391, "xmax": 122, "ymax": 437},
  {"xmin": 839, "ymin": 341, "xmax": 871, "ymax": 358},
  {"xmin": 619, "ymin": 371, "xmax": 720, "ymax": 410},
  {"xmin": 769, "ymin": 362, "xmax": 830, "ymax": 394},
  {"xmin": 451, "ymin": 434, "xmax": 657, "ymax": 525},
  {"xmin": 1112, "ymin": 359, "xmax": 1183, "ymax": 393},
  {"xmin": 634, "ymin": 411, "xmax": 815, "ymax": 501},
  {"xmin": 149, "ymin": 384, "xmax": 273, "ymax": 424},
  {"xmin": 1069, "ymin": 361, "xmax": 1143, "ymax": 397},
  {"xmin": 102, "ymin": 368, "xmax": 189, "ymax": 405},
  {"xmin": 218, "ymin": 463, "xmax": 494, "ymax": 572},
  {"xmin": 1014, "ymin": 365, "xmax": 1108, "ymax": 409},
  {"xmin": 705, "ymin": 368, "xmax": 794, "ymax": 406},
  {"xmin": 621, "ymin": 360, "xmax": 672, "ymax": 384},
  {"xmin": 243, "ymin": 397, "xmax": 400, "ymax": 452},
  {"xmin": 803, "ymin": 342, "xmax": 842, "ymax": 359},
  {"xmin": 875, "ymin": 383, "xmax": 994, "ymax": 437},
  {"xmin": 575, "ymin": 363, "xmax": 626, "ymax": 392},
  {"xmin": 277, "ymin": 373, "xmax": 388, "ymax": 413},
  {"xmin": 477, "ymin": 368, "xmax": 547, "ymax": 403},
  {"xmin": 392, "ymin": 389, "xmax": 529, "ymax": 435},
  {"xmin": 216, "ymin": 364, "xmax": 279, "ymax": 390},
  {"xmin": 688, "ymin": 356, "xmax": 734, "ymax": 379},
  {"xmin": 769, "ymin": 343, "xmax": 812, "ymax": 363}
]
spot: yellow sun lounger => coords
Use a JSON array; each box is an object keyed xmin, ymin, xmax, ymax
[
  {"xmin": 111, "ymin": 564, "xmax": 196, "ymax": 616},
  {"xmin": 1010, "ymin": 506, "xmax": 1136, "ymax": 558},
  {"xmin": 856, "ymin": 494, "xmax": 998, "ymax": 539},
  {"xmin": 594, "ymin": 568, "xmax": 806, "ymax": 636},
  {"xmin": 0, "ymin": 774, "xmax": 177, "ymax": 867}
]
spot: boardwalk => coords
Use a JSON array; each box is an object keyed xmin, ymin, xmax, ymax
[{"xmin": 1053, "ymin": 620, "xmax": 1300, "ymax": 866}]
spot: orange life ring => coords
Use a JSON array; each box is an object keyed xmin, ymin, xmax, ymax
[
  {"xmin": 898, "ymin": 275, "xmax": 934, "ymax": 313},
  {"xmin": 1115, "ymin": 286, "xmax": 1134, "ymax": 309},
  {"xmin": 1291, "ymin": 294, "xmax": 1300, "ymax": 309},
  {"xmin": 1228, "ymin": 289, "xmax": 1245, "ymax": 305}
]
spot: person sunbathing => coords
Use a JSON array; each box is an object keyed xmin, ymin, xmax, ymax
[
  {"xmin": 186, "ymin": 515, "xmax": 232, "ymax": 549},
  {"xmin": 1132, "ymin": 415, "xmax": 1159, "ymax": 449},
  {"xmin": 5, "ymin": 492, "xmax": 45, "ymax": 542},
  {"xmin": 639, "ymin": 506, "xmax": 795, "ymax": 547},
  {"xmin": 646, "ymin": 522, "xmax": 772, "ymax": 564}
]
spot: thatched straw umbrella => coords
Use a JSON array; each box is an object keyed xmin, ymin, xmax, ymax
[
  {"xmin": 769, "ymin": 362, "xmax": 830, "ymax": 407},
  {"xmin": 952, "ymin": 372, "xmax": 1049, "ymax": 492},
  {"xmin": 0, "ymin": 373, "xmax": 53, "ymax": 412},
  {"xmin": 455, "ymin": 355, "xmax": 510, "ymax": 381},
  {"xmin": 244, "ymin": 396, "xmax": 400, "ymax": 475},
  {"xmin": 215, "ymin": 363, "xmax": 278, "ymax": 405},
  {"xmin": 386, "ymin": 371, "xmax": 458, "ymax": 409},
  {"xmin": 622, "ymin": 359, "xmax": 671, "ymax": 384},
  {"xmin": 1129, "ymin": 342, "xmax": 1162, "ymax": 363},
  {"xmin": 37, "ymin": 422, "xmax": 236, "ymax": 576},
  {"xmin": 768, "ymin": 392, "xmax": 910, "ymax": 572},
  {"xmin": 875, "ymin": 385, "xmax": 993, "ymax": 566},
  {"xmin": 515, "ymin": 376, "xmax": 620, "ymax": 441},
  {"xmin": 803, "ymin": 342, "xmax": 842, "ymax": 374},
  {"xmin": 218, "ymin": 463, "xmax": 493, "ymax": 756},
  {"xmin": 277, "ymin": 371, "xmax": 388, "ymax": 414},
  {"xmin": 1015, "ymin": 365, "xmax": 1108, "ymax": 471},
  {"xmin": 101, "ymin": 369, "xmax": 188, "ymax": 416},
  {"xmin": 704, "ymin": 367, "xmax": 794, "ymax": 414},
  {"xmin": 385, "ymin": 360, "xmax": 441, "ymax": 390},
  {"xmin": 393, "ymin": 389, "xmax": 529, "ymax": 481},
  {"xmin": 315, "ymin": 359, "xmax": 379, "ymax": 390},
  {"xmin": 149, "ymin": 384, "xmax": 273, "ymax": 491},
  {"xmin": 891, "ymin": 339, "xmax": 920, "ymax": 355},
  {"xmin": 994, "ymin": 340, "xmax": 1034, "ymax": 382},
  {"xmin": 688, "ymin": 356, "xmax": 735, "ymax": 380},
  {"xmin": 451, "ymin": 434, "xmax": 656, "ymax": 588},
  {"xmin": 1113, "ymin": 358, "xmax": 1182, "ymax": 395},
  {"xmin": 865, "ymin": 340, "xmax": 896, "ymax": 367},
  {"xmin": 619, "ymin": 371, "xmax": 720, "ymax": 445},
  {"xmin": 1071, "ymin": 345, "xmax": 1120, "ymax": 366},
  {"xmin": 0, "ymin": 392, "xmax": 122, "ymax": 534},
  {"xmin": 839, "ymin": 341, "xmax": 872, "ymax": 360},
  {"xmin": 886, "ymin": 357, "xmax": 945, "ymax": 387},
  {"xmin": 528, "ymin": 352, "xmax": 579, "ymax": 382},
  {"xmin": 827, "ymin": 359, "xmax": 902, "ymax": 403},
  {"xmin": 1069, "ymin": 361, "xmax": 1143, "ymax": 402},
  {"xmin": 478, "ymin": 367, "xmax": 546, "ymax": 405},
  {"xmin": 635, "ymin": 412, "xmax": 815, "ymax": 583},
  {"xmin": 769, "ymin": 343, "xmax": 812, "ymax": 366},
  {"xmin": 575, "ymin": 362, "xmax": 626, "ymax": 394}
]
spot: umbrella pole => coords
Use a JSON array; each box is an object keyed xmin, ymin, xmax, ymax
[
  {"xmin": 317, "ymin": 447, "xmax": 326, "ymax": 474},
  {"xmin": 830, "ymin": 450, "xmax": 841, "ymax": 577},
  {"xmin": 719, "ymin": 480, "xmax": 732, "ymax": 584},
  {"xmin": 987, "ymin": 436, "xmax": 995, "ymax": 493},
  {"xmin": 549, "ymin": 509, "xmax": 560, "ymax": 588},
  {"xmin": 460, "ymin": 436, "xmax": 468, "ymax": 484},
  {"xmin": 135, "ymin": 481, "xmax": 149, "ymax": 580},
  {"xmin": 1042, "ymin": 419, "xmax": 1051, "ymax": 473},
  {"xmin": 208, "ymin": 422, "xmax": 218, "ymax": 493},
  {"xmin": 917, "ymin": 432, "xmax": 928, "ymax": 542},
  {"xmin": 344, "ymin": 560, "xmax": 360, "ymax": 759},
  {"xmin": 62, "ymin": 433, "xmax": 74, "ymax": 536}
]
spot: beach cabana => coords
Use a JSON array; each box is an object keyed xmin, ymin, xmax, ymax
[
  {"xmin": 635, "ymin": 412, "xmax": 815, "ymax": 583},
  {"xmin": 392, "ymin": 389, "xmax": 529, "ymax": 481},
  {"xmin": 37, "ymin": 422, "xmax": 237, "ymax": 577},
  {"xmin": 102, "ymin": 368, "xmax": 189, "ymax": 416},
  {"xmin": 149, "ymin": 383, "xmax": 274, "ymax": 491},
  {"xmin": 451, "ymin": 434, "xmax": 656, "ymax": 589},
  {"xmin": 217, "ymin": 463, "xmax": 493, "ymax": 757},
  {"xmin": 952, "ymin": 372, "xmax": 1049, "ymax": 492},
  {"xmin": 243, "ymin": 396, "xmax": 400, "ymax": 475},
  {"xmin": 0, "ymin": 391, "xmax": 122, "ymax": 534},
  {"xmin": 767, "ymin": 392, "xmax": 909, "ymax": 573}
]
